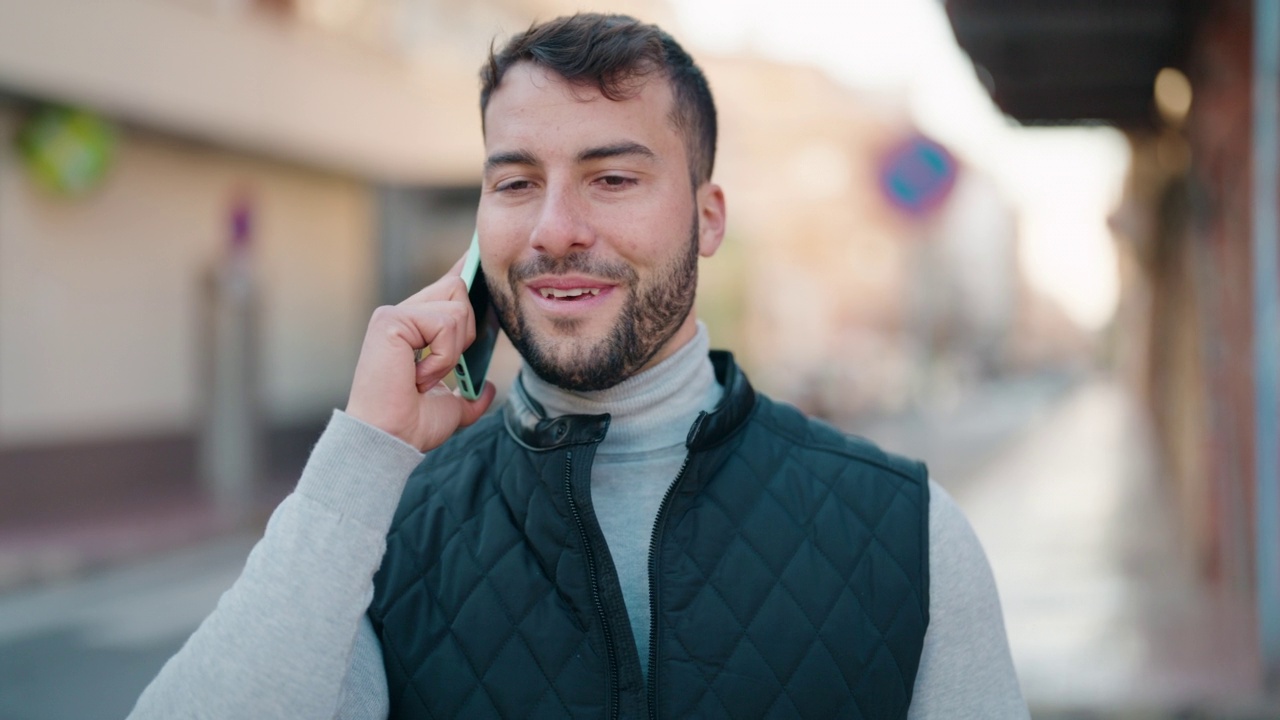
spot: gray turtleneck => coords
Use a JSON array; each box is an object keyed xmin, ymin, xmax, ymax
[{"xmin": 130, "ymin": 324, "xmax": 1027, "ymax": 719}]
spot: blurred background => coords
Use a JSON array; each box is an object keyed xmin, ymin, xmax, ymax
[{"xmin": 0, "ymin": 0, "xmax": 1278, "ymax": 717}]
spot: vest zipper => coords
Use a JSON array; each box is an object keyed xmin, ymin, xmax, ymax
[
  {"xmin": 563, "ymin": 450, "xmax": 619, "ymax": 720},
  {"xmin": 646, "ymin": 452, "xmax": 692, "ymax": 720}
]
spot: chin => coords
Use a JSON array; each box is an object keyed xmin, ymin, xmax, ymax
[{"xmin": 523, "ymin": 330, "xmax": 637, "ymax": 392}]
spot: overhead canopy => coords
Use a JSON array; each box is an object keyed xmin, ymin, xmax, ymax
[{"xmin": 944, "ymin": 0, "xmax": 1202, "ymax": 127}]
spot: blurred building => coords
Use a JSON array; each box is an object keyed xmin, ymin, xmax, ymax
[
  {"xmin": 0, "ymin": 0, "xmax": 1075, "ymax": 587},
  {"xmin": 0, "ymin": 0, "xmax": 665, "ymax": 566},
  {"xmin": 0, "ymin": 0, "xmax": 486, "ymax": 539},
  {"xmin": 947, "ymin": 0, "xmax": 1279, "ymax": 683},
  {"xmin": 699, "ymin": 54, "xmax": 1072, "ymax": 424}
]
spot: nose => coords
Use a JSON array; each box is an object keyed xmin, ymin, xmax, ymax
[{"xmin": 529, "ymin": 184, "xmax": 594, "ymax": 258}]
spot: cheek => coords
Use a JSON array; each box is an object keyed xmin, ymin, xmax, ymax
[
  {"xmin": 609, "ymin": 194, "xmax": 694, "ymax": 253},
  {"xmin": 477, "ymin": 215, "xmax": 526, "ymax": 275}
]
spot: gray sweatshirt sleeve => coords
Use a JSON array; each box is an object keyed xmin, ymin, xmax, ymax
[
  {"xmin": 908, "ymin": 480, "xmax": 1029, "ymax": 719},
  {"xmin": 128, "ymin": 410, "xmax": 420, "ymax": 720},
  {"xmin": 336, "ymin": 617, "xmax": 390, "ymax": 718}
]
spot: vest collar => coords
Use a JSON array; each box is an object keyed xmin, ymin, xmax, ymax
[
  {"xmin": 685, "ymin": 351, "xmax": 756, "ymax": 451},
  {"xmin": 503, "ymin": 374, "xmax": 611, "ymax": 451},
  {"xmin": 502, "ymin": 350, "xmax": 756, "ymax": 452}
]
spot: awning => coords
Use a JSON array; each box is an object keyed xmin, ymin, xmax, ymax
[{"xmin": 944, "ymin": 0, "xmax": 1201, "ymax": 127}]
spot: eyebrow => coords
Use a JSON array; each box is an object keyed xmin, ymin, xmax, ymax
[
  {"xmin": 484, "ymin": 142, "xmax": 657, "ymax": 174},
  {"xmin": 577, "ymin": 141, "xmax": 656, "ymax": 164},
  {"xmin": 484, "ymin": 150, "xmax": 538, "ymax": 174}
]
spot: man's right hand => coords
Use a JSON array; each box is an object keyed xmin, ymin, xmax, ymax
[{"xmin": 345, "ymin": 254, "xmax": 497, "ymax": 451}]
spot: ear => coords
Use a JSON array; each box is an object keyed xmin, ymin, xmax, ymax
[{"xmin": 696, "ymin": 182, "xmax": 726, "ymax": 258}]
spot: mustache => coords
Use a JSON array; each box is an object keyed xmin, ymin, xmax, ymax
[{"xmin": 508, "ymin": 253, "xmax": 637, "ymax": 284}]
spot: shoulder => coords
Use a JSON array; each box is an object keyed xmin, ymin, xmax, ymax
[
  {"xmin": 924, "ymin": 479, "xmax": 1010, "ymax": 633},
  {"xmin": 745, "ymin": 391, "xmax": 929, "ymax": 484},
  {"xmin": 925, "ymin": 480, "xmax": 999, "ymax": 590},
  {"xmin": 731, "ymin": 392, "xmax": 932, "ymax": 571}
]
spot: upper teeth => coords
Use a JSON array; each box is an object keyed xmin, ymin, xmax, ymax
[{"xmin": 540, "ymin": 288, "xmax": 600, "ymax": 298}]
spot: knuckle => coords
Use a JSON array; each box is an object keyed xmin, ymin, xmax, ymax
[
  {"xmin": 446, "ymin": 302, "xmax": 467, "ymax": 323},
  {"xmin": 368, "ymin": 305, "xmax": 397, "ymax": 325}
]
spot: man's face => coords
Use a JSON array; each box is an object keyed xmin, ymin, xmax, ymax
[{"xmin": 478, "ymin": 62, "xmax": 724, "ymax": 391}]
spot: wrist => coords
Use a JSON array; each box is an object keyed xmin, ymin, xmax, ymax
[{"xmin": 297, "ymin": 410, "xmax": 425, "ymax": 530}]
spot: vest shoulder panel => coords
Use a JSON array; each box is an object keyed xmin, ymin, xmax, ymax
[{"xmin": 651, "ymin": 393, "xmax": 929, "ymax": 719}]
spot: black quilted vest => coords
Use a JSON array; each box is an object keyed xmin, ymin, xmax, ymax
[{"xmin": 369, "ymin": 352, "xmax": 930, "ymax": 719}]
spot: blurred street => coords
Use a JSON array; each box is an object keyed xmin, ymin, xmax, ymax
[
  {"xmin": 951, "ymin": 380, "xmax": 1276, "ymax": 719},
  {"xmin": 2, "ymin": 375, "xmax": 1276, "ymax": 719},
  {"xmin": 0, "ymin": 534, "xmax": 257, "ymax": 720},
  {"xmin": 1, "ymin": 3, "xmax": 1279, "ymax": 717}
]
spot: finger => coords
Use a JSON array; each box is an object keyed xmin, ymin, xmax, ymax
[
  {"xmin": 391, "ymin": 299, "xmax": 470, "ymax": 352},
  {"xmin": 414, "ymin": 338, "xmax": 460, "ymax": 387},
  {"xmin": 399, "ymin": 249, "xmax": 471, "ymax": 306},
  {"xmin": 401, "ymin": 271, "xmax": 469, "ymax": 306},
  {"xmin": 417, "ymin": 378, "xmax": 449, "ymax": 395},
  {"xmin": 405, "ymin": 283, "xmax": 473, "ymax": 367},
  {"xmin": 362, "ymin": 302, "xmax": 464, "ymax": 390},
  {"xmin": 448, "ymin": 250, "xmax": 468, "ymax": 274},
  {"xmin": 407, "ymin": 302, "xmax": 473, "ymax": 384},
  {"xmin": 456, "ymin": 381, "xmax": 497, "ymax": 427},
  {"xmin": 415, "ymin": 356, "xmax": 454, "ymax": 391}
]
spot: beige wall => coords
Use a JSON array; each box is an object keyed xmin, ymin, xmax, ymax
[
  {"xmin": 0, "ymin": 0, "xmax": 484, "ymax": 184},
  {"xmin": 0, "ymin": 107, "xmax": 375, "ymax": 447}
]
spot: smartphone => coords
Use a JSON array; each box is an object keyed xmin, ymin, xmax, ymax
[{"xmin": 453, "ymin": 231, "xmax": 501, "ymax": 400}]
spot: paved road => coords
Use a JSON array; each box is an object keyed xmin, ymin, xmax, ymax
[{"xmin": 0, "ymin": 535, "xmax": 257, "ymax": 720}]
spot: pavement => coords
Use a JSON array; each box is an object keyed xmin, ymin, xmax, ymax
[
  {"xmin": 1, "ymin": 373, "xmax": 1277, "ymax": 718},
  {"xmin": 0, "ymin": 476, "xmax": 291, "ymax": 595},
  {"xmin": 846, "ymin": 371, "xmax": 1077, "ymax": 489},
  {"xmin": 948, "ymin": 379, "xmax": 1279, "ymax": 719},
  {"xmin": 0, "ymin": 534, "xmax": 260, "ymax": 720}
]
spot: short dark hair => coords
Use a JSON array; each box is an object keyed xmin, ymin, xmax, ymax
[{"xmin": 480, "ymin": 13, "xmax": 717, "ymax": 186}]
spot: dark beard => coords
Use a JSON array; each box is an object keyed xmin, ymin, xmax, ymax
[{"xmin": 488, "ymin": 218, "xmax": 699, "ymax": 392}]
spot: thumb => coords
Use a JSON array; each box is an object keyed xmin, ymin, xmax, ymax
[{"xmin": 456, "ymin": 382, "xmax": 497, "ymax": 428}]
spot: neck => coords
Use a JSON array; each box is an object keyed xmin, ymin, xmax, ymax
[{"xmin": 519, "ymin": 321, "xmax": 722, "ymax": 454}]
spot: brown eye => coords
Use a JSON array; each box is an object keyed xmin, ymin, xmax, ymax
[{"xmin": 599, "ymin": 175, "xmax": 637, "ymax": 188}]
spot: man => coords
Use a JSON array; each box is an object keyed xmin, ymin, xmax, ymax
[{"xmin": 132, "ymin": 13, "xmax": 1026, "ymax": 719}]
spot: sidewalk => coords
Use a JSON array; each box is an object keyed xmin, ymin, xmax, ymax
[
  {"xmin": 0, "ymin": 424, "xmax": 320, "ymax": 595},
  {"xmin": 847, "ymin": 371, "xmax": 1075, "ymax": 488},
  {"xmin": 0, "ymin": 474, "xmax": 292, "ymax": 595},
  {"xmin": 949, "ymin": 378, "xmax": 1277, "ymax": 718},
  {"xmin": 0, "ymin": 532, "xmax": 263, "ymax": 720}
]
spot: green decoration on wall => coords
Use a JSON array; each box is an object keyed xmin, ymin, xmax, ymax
[{"xmin": 15, "ymin": 106, "xmax": 117, "ymax": 197}]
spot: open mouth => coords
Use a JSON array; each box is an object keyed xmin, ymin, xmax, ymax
[{"xmin": 538, "ymin": 287, "xmax": 601, "ymax": 301}]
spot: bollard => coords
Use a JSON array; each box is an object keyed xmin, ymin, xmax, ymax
[{"xmin": 198, "ymin": 194, "xmax": 261, "ymax": 527}]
